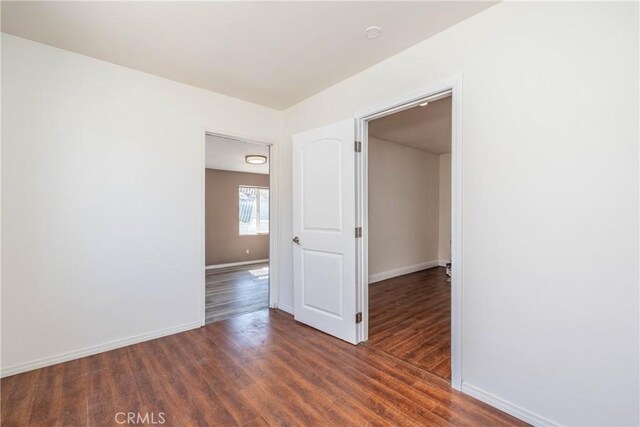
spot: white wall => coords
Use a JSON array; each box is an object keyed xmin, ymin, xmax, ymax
[
  {"xmin": 438, "ymin": 153, "xmax": 451, "ymax": 262},
  {"xmin": 3, "ymin": 2, "xmax": 639, "ymax": 423},
  {"xmin": 1, "ymin": 34, "xmax": 283, "ymax": 375},
  {"xmin": 368, "ymin": 137, "xmax": 439, "ymax": 281},
  {"xmin": 282, "ymin": 2, "xmax": 639, "ymax": 425}
]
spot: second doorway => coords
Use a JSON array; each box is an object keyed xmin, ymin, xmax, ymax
[{"xmin": 204, "ymin": 134, "xmax": 271, "ymax": 324}]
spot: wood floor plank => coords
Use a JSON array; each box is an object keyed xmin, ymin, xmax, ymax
[
  {"xmin": 82, "ymin": 353, "xmax": 116, "ymax": 427},
  {"xmin": 149, "ymin": 337, "xmax": 215, "ymax": 426},
  {"xmin": 365, "ymin": 336, "xmax": 528, "ymax": 427},
  {"xmin": 104, "ymin": 348, "xmax": 143, "ymax": 423},
  {"xmin": 1, "ymin": 308, "xmax": 526, "ymax": 426},
  {"xmin": 125, "ymin": 344, "xmax": 171, "ymax": 425},
  {"xmin": 279, "ymin": 327, "xmax": 450, "ymax": 426},
  {"xmin": 58, "ymin": 360, "xmax": 87, "ymax": 427},
  {"xmin": 236, "ymin": 325, "xmax": 394, "ymax": 426},
  {"xmin": 178, "ymin": 331, "xmax": 262, "ymax": 425},
  {"xmin": 369, "ymin": 266, "xmax": 453, "ymax": 380},
  {"xmin": 0, "ymin": 370, "xmax": 41, "ymax": 427},
  {"xmin": 27, "ymin": 363, "xmax": 63, "ymax": 426},
  {"xmin": 206, "ymin": 263, "xmax": 269, "ymax": 323}
]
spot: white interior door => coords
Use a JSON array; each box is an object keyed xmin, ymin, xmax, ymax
[{"xmin": 292, "ymin": 119, "xmax": 357, "ymax": 344}]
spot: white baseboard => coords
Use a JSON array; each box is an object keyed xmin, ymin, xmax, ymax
[
  {"xmin": 0, "ymin": 321, "xmax": 201, "ymax": 378},
  {"xmin": 278, "ymin": 304, "xmax": 294, "ymax": 315},
  {"xmin": 461, "ymin": 383, "xmax": 557, "ymax": 427},
  {"xmin": 205, "ymin": 259, "xmax": 268, "ymax": 270},
  {"xmin": 369, "ymin": 260, "xmax": 440, "ymax": 284},
  {"xmin": 438, "ymin": 259, "xmax": 450, "ymax": 267}
]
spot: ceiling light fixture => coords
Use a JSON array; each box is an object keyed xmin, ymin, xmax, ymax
[
  {"xmin": 419, "ymin": 101, "xmax": 429, "ymax": 107},
  {"xmin": 245, "ymin": 155, "xmax": 267, "ymax": 165},
  {"xmin": 364, "ymin": 26, "xmax": 383, "ymax": 39}
]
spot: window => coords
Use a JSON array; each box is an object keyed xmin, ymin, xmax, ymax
[{"xmin": 239, "ymin": 186, "xmax": 269, "ymax": 235}]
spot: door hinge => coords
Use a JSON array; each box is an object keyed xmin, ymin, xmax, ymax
[
  {"xmin": 356, "ymin": 312, "xmax": 362, "ymax": 324},
  {"xmin": 355, "ymin": 227, "xmax": 362, "ymax": 238},
  {"xmin": 355, "ymin": 140, "xmax": 362, "ymax": 153}
]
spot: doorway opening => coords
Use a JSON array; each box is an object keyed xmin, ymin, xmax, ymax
[
  {"xmin": 365, "ymin": 94, "xmax": 452, "ymax": 380},
  {"xmin": 204, "ymin": 133, "xmax": 271, "ymax": 324},
  {"xmin": 355, "ymin": 80, "xmax": 462, "ymax": 389}
]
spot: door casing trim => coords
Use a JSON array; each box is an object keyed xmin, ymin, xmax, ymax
[
  {"xmin": 201, "ymin": 129, "xmax": 280, "ymax": 325},
  {"xmin": 354, "ymin": 75, "xmax": 463, "ymax": 390}
]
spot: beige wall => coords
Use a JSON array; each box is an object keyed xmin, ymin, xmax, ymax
[
  {"xmin": 438, "ymin": 153, "xmax": 452, "ymax": 262},
  {"xmin": 368, "ymin": 137, "xmax": 440, "ymax": 279},
  {"xmin": 205, "ymin": 169, "xmax": 269, "ymax": 265}
]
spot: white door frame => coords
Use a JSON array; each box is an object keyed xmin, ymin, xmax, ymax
[
  {"xmin": 355, "ymin": 75, "xmax": 463, "ymax": 390},
  {"xmin": 201, "ymin": 129, "xmax": 280, "ymax": 326}
]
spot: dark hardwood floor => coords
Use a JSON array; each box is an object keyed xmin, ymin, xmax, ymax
[
  {"xmin": 368, "ymin": 267, "xmax": 452, "ymax": 380},
  {"xmin": 0, "ymin": 309, "xmax": 526, "ymax": 427},
  {"xmin": 205, "ymin": 263, "xmax": 269, "ymax": 324}
]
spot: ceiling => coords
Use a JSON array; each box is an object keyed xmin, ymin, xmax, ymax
[
  {"xmin": 369, "ymin": 95, "xmax": 452, "ymax": 154},
  {"xmin": 1, "ymin": 1, "xmax": 496, "ymax": 109},
  {"xmin": 205, "ymin": 135, "xmax": 269, "ymax": 175}
]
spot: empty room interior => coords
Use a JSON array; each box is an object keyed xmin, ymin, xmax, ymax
[
  {"xmin": 367, "ymin": 95, "xmax": 453, "ymax": 380},
  {"xmin": 204, "ymin": 135, "xmax": 270, "ymax": 324},
  {"xmin": 1, "ymin": 2, "xmax": 638, "ymax": 427}
]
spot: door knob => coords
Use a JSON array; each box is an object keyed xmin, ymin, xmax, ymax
[{"xmin": 292, "ymin": 236, "xmax": 300, "ymax": 245}]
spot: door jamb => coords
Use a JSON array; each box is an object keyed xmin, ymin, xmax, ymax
[
  {"xmin": 201, "ymin": 129, "xmax": 280, "ymax": 326},
  {"xmin": 354, "ymin": 76, "xmax": 463, "ymax": 390}
]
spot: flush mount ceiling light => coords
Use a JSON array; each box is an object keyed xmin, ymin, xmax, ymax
[
  {"xmin": 364, "ymin": 26, "xmax": 383, "ymax": 39},
  {"xmin": 245, "ymin": 155, "xmax": 267, "ymax": 165}
]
